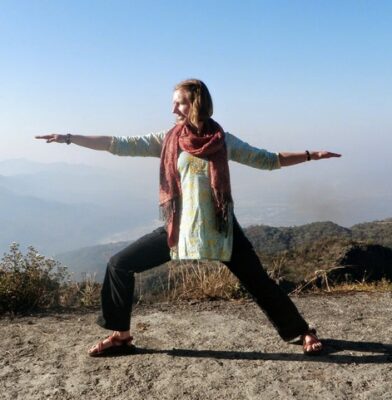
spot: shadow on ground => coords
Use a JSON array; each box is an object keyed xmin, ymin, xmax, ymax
[{"xmin": 100, "ymin": 339, "xmax": 392, "ymax": 364}]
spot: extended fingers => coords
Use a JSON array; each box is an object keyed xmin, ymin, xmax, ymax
[
  {"xmin": 35, "ymin": 134, "xmax": 64, "ymax": 143},
  {"xmin": 314, "ymin": 151, "xmax": 341, "ymax": 159},
  {"xmin": 323, "ymin": 151, "xmax": 341, "ymax": 158},
  {"xmin": 35, "ymin": 135, "xmax": 51, "ymax": 139}
]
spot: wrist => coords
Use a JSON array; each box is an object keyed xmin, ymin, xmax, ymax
[
  {"xmin": 65, "ymin": 133, "xmax": 72, "ymax": 145},
  {"xmin": 305, "ymin": 150, "xmax": 311, "ymax": 161}
]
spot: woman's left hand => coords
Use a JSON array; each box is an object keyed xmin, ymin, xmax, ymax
[
  {"xmin": 279, "ymin": 150, "xmax": 342, "ymax": 167},
  {"xmin": 309, "ymin": 151, "xmax": 341, "ymax": 160}
]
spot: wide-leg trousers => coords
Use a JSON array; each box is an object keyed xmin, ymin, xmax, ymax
[{"xmin": 97, "ymin": 218, "xmax": 309, "ymax": 341}]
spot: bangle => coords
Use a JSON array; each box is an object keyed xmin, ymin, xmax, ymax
[
  {"xmin": 65, "ymin": 133, "xmax": 72, "ymax": 145},
  {"xmin": 305, "ymin": 150, "xmax": 311, "ymax": 161}
]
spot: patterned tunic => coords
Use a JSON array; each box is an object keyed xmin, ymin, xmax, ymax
[{"xmin": 109, "ymin": 130, "xmax": 280, "ymax": 261}]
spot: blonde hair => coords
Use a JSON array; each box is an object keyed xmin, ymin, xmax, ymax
[{"xmin": 175, "ymin": 79, "xmax": 213, "ymax": 127}]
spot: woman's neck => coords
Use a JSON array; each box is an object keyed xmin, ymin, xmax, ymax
[{"xmin": 194, "ymin": 120, "xmax": 208, "ymax": 136}]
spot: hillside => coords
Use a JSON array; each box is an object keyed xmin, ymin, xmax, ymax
[
  {"xmin": 264, "ymin": 238, "xmax": 392, "ymax": 285},
  {"xmin": 54, "ymin": 219, "xmax": 392, "ymax": 284},
  {"xmin": 351, "ymin": 219, "xmax": 392, "ymax": 248},
  {"xmin": 245, "ymin": 221, "xmax": 352, "ymax": 254},
  {"xmin": 58, "ymin": 221, "xmax": 349, "ymax": 273},
  {"xmin": 55, "ymin": 241, "xmax": 131, "ymax": 281}
]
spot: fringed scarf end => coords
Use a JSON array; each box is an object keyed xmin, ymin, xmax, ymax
[{"xmin": 211, "ymin": 190, "xmax": 233, "ymax": 236}]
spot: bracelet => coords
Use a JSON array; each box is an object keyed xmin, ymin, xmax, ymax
[
  {"xmin": 65, "ymin": 133, "xmax": 72, "ymax": 145},
  {"xmin": 305, "ymin": 150, "xmax": 311, "ymax": 161}
]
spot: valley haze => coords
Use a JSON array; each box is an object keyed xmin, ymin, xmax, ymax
[{"xmin": 1, "ymin": 158, "xmax": 390, "ymax": 261}]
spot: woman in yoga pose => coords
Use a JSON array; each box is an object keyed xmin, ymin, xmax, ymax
[{"xmin": 36, "ymin": 78, "xmax": 341, "ymax": 356}]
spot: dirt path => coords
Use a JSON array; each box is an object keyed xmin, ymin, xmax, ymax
[{"xmin": 1, "ymin": 292, "xmax": 391, "ymax": 400}]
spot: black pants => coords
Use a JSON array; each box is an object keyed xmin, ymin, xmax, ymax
[{"xmin": 97, "ymin": 218, "xmax": 309, "ymax": 341}]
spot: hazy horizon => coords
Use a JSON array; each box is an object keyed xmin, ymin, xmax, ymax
[{"xmin": 1, "ymin": 157, "xmax": 390, "ymax": 242}]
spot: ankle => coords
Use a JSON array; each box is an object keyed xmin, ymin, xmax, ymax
[
  {"xmin": 113, "ymin": 330, "xmax": 131, "ymax": 339},
  {"xmin": 302, "ymin": 328, "xmax": 317, "ymax": 336}
]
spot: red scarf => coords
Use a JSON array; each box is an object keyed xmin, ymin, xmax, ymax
[{"xmin": 159, "ymin": 119, "xmax": 233, "ymax": 248}]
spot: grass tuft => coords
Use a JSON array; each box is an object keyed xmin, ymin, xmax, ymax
[{"xmin": 163, "ymin": 261, "xmax": 246, "ymax": 302}]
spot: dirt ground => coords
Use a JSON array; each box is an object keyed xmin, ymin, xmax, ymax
[{"xmin": 1, "ymin": 292, "xmax": 391, "ymax": 400}]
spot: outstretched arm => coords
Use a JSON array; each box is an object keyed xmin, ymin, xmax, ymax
[
  {"xmin": 226, "ymin": 133, "xmax": 341, "ymax": 170},
  {"xmin": 278, "ymin": 151, "xmax": 341, "ymax": 167},
  {"xmin": 35, "ymin": 134, "xmax": 112, "ymax": 151}
]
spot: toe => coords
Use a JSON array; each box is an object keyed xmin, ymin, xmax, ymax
[
  {"xmin": 313, "ymin": 342, "xmax": 323, "ymax": 351},
  {"xmin": 88, "ymin": 344, "xmax": 99, "ymax": 354}
]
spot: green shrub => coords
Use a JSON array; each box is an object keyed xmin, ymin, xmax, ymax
[{"xmin": 0, "ymin": 243, "xmax": 69, "ymax": 314}]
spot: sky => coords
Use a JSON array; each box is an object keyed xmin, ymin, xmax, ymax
[{"xmin": 0, "ymin": 0, "xmax": 391, "ymax": 225}]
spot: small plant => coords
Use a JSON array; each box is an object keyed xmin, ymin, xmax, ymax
[
  {"xmin": 77, "ymin": 273, "xmax": 101, "ymax": 307},
  {"xmin": 268, "ymin": 254, "xmax": 288, "ymax": 281},
  {"xmin": 0, "ymin": 243, "xmax": 69, "ymax": 313}
]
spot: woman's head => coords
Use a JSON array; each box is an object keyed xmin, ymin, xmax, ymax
[{"xmin": 172, "ymin": 79, "xmax": 213, "ymax": 128}]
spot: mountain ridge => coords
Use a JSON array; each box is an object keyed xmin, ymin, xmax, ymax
[{"xmin": 55, "ymin": 218, "xmax": 392, "ymax": 282}]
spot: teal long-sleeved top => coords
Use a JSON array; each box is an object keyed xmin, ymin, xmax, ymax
[{"xmin": 108, "ymin": 131, "xmax": 280, "ymax": 261}]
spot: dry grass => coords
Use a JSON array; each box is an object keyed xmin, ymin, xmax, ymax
[
  {"xmin": 142, "ymin": 260, "xmax": 392, "ymax": 303},
  {"xmin": 268, "ymin": 255, "xmax": 288, "ymax": 280},
  {"xmin": 309, "ymin": 278, "xmax": 392, "ymax": 294},
  {"xmin": 163, "ymin": 261, "xmax": 244, "ymax": 302},
  {"xmin": 290, "ymin": 264, "xmax": 392, "ymax": 295},
  {"xmin": 60, "ymin": 273, "xmax": 101, "ymax": 308}
]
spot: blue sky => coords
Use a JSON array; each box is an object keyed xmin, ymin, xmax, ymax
[
  {"xmin": 1, "ymin": 1, "xmax": 391, "ymax": 149},
  {"xmin": 0, "ymin": 1, "xmax": 391, "ymax": 217}
]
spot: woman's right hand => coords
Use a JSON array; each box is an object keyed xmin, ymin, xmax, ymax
[
  {"xmin": 35, "ymin": 134, "xmax": 112, "ymax": 151},
  {"xmin": 35, "ymin": 134, "xmax": 68, "ymax": 144}
]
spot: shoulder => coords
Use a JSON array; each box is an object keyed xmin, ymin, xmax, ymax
[{"xmin": 224, "ymin": 132, "xmax": 245, "ymax": 148}]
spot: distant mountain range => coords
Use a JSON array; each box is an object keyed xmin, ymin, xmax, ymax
[
  {"xmin": 1, "ymin": 158, "xmax": 391, "ymax": 262},
  {"xmin": 55, "ymin": 219, "xmax": 392, "ymax": 282},
  {"xmin": 0, "ymin": 158, "xmax": 158, "ymax": 255},
  {"xmin": 0, "ymin": 184, "xmax": 135, "ymax": 255},
  {"xmin": 56, "ymin": 241, "xmax": 130, "ymax": 281}
]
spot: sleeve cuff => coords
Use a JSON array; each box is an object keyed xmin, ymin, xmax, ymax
[
  {"xmin": 108, "ymin": 137, "xmax": 117, "ymax": 154},
  {"xmin": 275, "ymin": 152, "xmax": 281, "ymax": 169}
]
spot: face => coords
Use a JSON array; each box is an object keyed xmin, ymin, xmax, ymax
[{"xmin": 172, "ymin": 89, "xmax": 191, "ymax": 124}]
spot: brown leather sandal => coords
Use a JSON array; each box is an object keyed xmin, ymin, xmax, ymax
[
  {"xmin": 89, "ymin": 335, "xmax": 134, "ymax": 357},
  {"xmin": 301, "ymin": 328, "xmax": 323, "ymax": 355}
]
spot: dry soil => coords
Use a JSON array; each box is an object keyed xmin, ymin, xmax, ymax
[{"xmin": 1, "ymin": 292, "xmax": 391, "ymax": 400}]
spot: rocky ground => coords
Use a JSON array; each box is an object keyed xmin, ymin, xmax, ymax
[{"xmin": 1, "ymin": 292, "xmax": 391, "ymax": 400}]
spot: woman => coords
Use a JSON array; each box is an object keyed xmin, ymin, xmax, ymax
[{"xmin": 36, "ymin": 79, "xmax": 341, "ymax": 357}]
